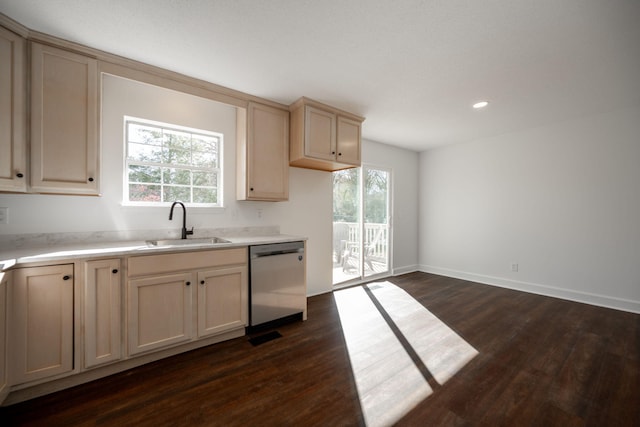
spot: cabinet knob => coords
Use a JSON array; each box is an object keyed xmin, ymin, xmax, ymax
[
  {"xmin": 186, "ymin": 281, "xmax": 191, "ymax": 286},
  {"xmin": 200, "ymin": 280, "xmax": 205, "ymax": 285},
  {"xmin": 338, "ymin": 153, "xmax": 342, "ymax": 156},
  {"xmin": 63, "ymin": 275, "xmax": 71, "ymax": 281},
  {"xmin": 88, "ymin": 177, "xmax": 94, "ymax": 182},
  {"xmin": 112, "ymin": 269, "xmax": 119, "ymax": 274},
  {"xmin": 16, "ymin": 172, "xmax": 24, "ymax": 178},
  {"xmin": 331, "ymin": 151, "xmax": 336, "ymax": 155},
  {"xmin": 250, "ymin": 187, "xmax": 254, "ymax": 191}
]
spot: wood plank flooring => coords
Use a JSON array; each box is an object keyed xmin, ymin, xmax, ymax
[{"xmin": 1, "ymin": 272, "xmax": 638, "ymax": 426}]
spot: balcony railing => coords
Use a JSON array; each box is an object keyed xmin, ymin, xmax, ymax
[{"xmin": 333, "ymin": 221, "xmax": 389, "ymax": 266}]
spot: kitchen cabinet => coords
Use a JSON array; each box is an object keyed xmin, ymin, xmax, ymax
[
  {"xmin": 0, "ymin": 26, "xmax": 27, "ymax": 192},
  {"xmin": 197, "ymin": 266, "xmax": 247, "ymax": 337},
  {"xmin": 9, "ymin": 264, "xmax": 74, "ymax": 385},
  {"xmin": 237, "ymin": 102, "xmax": 289, "ymax": 201},
  {"xmin": 127, "ymin": 272, "xmax": 193, "ymax": 355},
  {"xmin": 30, "ymin": 42, "xmax": 99, "ymax": 195},
  {"xmin": 127, "ymin": 248, "xmax": 247, "ymax": 356},
  {"xmin": 289, "ymin": 97, "xmax": 364, "ymax": 172},
  {"xmin": 0, "ymin": 272, "xmax": 8, "ymax": 401},
  {"xmin": 84, "ymin": 259, "xmax": 122, "ymax": 368}
]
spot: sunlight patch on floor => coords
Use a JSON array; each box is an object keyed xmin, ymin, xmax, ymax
[{"xmin": 334, "ymin": 281, "xmax": 478, "ymax": 426}]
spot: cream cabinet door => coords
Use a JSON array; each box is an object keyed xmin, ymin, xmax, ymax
[
  {"xmin": 0, "ymin": 27, "xmax": 26, "ymax": 192},
  {"xmin": 0, "ymin": 272, "xmax": 8, "ymax": 399},
  {"xmin": 238, "ymin": 102, "xmax": 289, "ymax": 201},
  {"xmin": 84, "ymin": 259, "xmax": 121, "ymax": 368},
  {"xmin": 304, "ymin": 105, "xmax": 337, "ymax": 161},
  {"xmin": 10, "ymin": 265, "xmax": 74, "ymax": 385},
  {"xmin": 127, "ymin": 272, "xmax": 193, "ymax": 355},
  {"xmin": 197, "ymin": 266, "xmax": 247, "ymax": 338},
  {"xmin": 336, "ymin": 116, "xmax": 361, "ymax": 166},
  {"xmin": 30, "ymin": 42, "xmax": 99, "ymax": 195}
]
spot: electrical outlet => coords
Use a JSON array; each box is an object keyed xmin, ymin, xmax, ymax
[
  {"xmin": 511, "ymin": 263, "xmax": 519, "ymax": 272},
  {"xmin": 0, "ymin": 207, "xmax": 7, "ymax": 224}
]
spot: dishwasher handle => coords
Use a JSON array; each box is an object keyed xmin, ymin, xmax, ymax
[
  {"xmin": 250, "ymin": 241, "xmax": 305, "ymax": 259},
  {"xmin": 251, "ymin": 247, "xmax": 304, "ymax": 258}
]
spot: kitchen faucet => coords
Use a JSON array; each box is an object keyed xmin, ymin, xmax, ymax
[{"xmin": 169, "ymin": 201, "xmax": 194, "ymax": 239}]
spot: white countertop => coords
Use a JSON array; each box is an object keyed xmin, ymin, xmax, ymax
[{"xmin": 0, "ymin": 233, "xmax": 306, "ymax": 271}]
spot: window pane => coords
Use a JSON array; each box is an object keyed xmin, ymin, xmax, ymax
[
  {"xmin": 192, "ymin": 170, "xmax": 216, "ymax": 186},
  {"xmin": 192, "ymin": 136, "xmax": 217, "ymax": 153},
  {"xmin": 128, "ymin": 123, "xmax": 162, "ymax": 145},
  {"xmin": 129, "ymin": 165, "xmax": 161, "ymax": 184},
  {"xmin": 192, "ymin": 150, "xmax": 216, "ymax": 167},
  {"xmin": 163, "ymin": 168, "xmax": 191, "ymax": 185},
  {"xmin": 163, "ymin": 129, "xmax": 192, "ymax": 150},
  {"xmin": 163, "ymin": 185, "xmax": 191, "ymax": 202},
  {"xmin": 125, "ymin": 118, "xmax": 222, "ymax": 207},
  {"xmin": 193, "ymin": 187, "xmax": 216, "ymax": 204},
  {"xmin": 129, "ymin": 184, "xmax": 161, "ymax": 202},
  {"xmin": 163, "ymin": 147, "xmax": 191, "ymax": 165},
  {"xmin": 128, "ymin": 142, "xmax": 163, "ymax": 162}
]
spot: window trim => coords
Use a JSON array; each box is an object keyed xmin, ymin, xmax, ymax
[{"xmin": 122, "ymin": 116, "xmax": 224, "ymax": 207}]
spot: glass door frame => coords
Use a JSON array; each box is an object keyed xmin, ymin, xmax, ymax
[{"xmin": 333, "ymin": 163, "xmax": 392, "ymax": 288}]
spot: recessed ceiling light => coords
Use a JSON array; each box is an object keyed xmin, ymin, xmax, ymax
[{"xmin": 473, "ymin": 101, "xmax": 489, "ymax": 109}]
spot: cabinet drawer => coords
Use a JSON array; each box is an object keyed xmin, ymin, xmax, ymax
[{"xmin": 128, "ymin": 247, "xmax": 247, "ymax": 277}]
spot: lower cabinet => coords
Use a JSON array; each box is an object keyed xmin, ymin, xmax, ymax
[
  {"xmin": 0, "ymin": 272, "xmax": 8, "ymax": 399},
  {"xmin": 9, "ymin": 264, "xmax": 74, "ymax": 385},
  {"xmin": 197, "ymin": 266, "xmax": 247, "ymax": 338},
  {"xmin": 127, "ymin": 248, "xmax": 248, "ymax": 356},
  {"xmin": 84, "ymin": 259, "xmax": 122, "ymax": 368},
  {"xmin": 127, "ymin": 272, "xmax": 194, "ymax": 355},
  {"xmin": 2, "ymin": 247, "xmax": 249, "ymax": 403}
]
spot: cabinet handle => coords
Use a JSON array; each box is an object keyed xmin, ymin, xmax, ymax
[
  {"xmin": 250, "ymin": 187, "xmax": 254, "ymax": 191},
  {"xmin": 88, "ymin": 177, "xmax": 94, "ymax": 182},
  {"xmin": 338, "ymin": 153, "xmax": 342, "ymax": 156},
  {"xmin": 112, "ymin": 269, "xmax": 118, "ymax": 274},
  {"xmin": 186, "ymin": 281, "xmax": 191, "ymax": 286},
  {"xmin": 200, "ymin": 280, "xmax": 205, "ymax": 285},
  {"xmin": 331, "ymin": 151, "xmax": 336, "ymax": 155},
  {"xmin": 63, "ymin": 275, "xmax": 71, "ymax": 280},
  {"xmin": 16, "ymin": 172, "xmax": 24, "ymax": 178}
]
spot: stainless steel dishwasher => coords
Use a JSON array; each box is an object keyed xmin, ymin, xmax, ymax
[{"xmin": 249, "ymin": 241, "xmax": 306, "ymax": 328}]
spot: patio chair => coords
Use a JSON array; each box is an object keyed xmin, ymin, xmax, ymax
[{"xmin": 341, "ymin": 227, "xmax": 384, "ymax": 273}]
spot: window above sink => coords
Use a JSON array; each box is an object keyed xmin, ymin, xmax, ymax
[{"xmin": 124, "ymin": 116, "xmax": 224, "ymax": 208}]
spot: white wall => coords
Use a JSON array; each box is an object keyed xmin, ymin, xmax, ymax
[
  {"xmin": 419, "ymin": 105, "xmax": 640, "ymax": 313},
  {"xmin": 362, "ymin": 139, "xmax": 419, "ymax": 275}
]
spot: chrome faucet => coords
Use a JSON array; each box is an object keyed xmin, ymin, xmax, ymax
[{"xmin": 169, "ymin": 201, "xmax": 194, "ymax": 239}]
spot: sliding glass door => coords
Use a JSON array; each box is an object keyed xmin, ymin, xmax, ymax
[{"xmin": 332, "ymin": 165, "xmax": 391, "ymax": 286}]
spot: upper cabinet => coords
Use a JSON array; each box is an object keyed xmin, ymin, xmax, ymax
[
  {"xmin": 289, "ymin": 97, "xmax": 364, "ymax": 172},
  {"xmin": 0, "ymin": 26, "xmax": 27, "ymax": 192},
  {"xmin": 237, "ymin": 102, "xmax": 289, "ymax": 201},
  {"xmin": 30, "ymin": 42, "xmax": 99, "ymax": 195}
]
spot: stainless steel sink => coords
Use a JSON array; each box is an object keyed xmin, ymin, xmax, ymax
[{"xmin": 145, "ymin": 237, "xmax": 231, "ymax": 247}]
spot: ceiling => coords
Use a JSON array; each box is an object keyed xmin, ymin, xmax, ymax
[{"xmin": 1, "ymin": 0, "xmax": 639, "ymax": 152}]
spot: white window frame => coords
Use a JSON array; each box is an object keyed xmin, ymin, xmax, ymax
[{"xmin": 123, "ymin": 116, "xmax": 224, "ymax": 207}]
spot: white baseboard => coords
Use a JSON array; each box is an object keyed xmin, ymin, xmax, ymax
[
  {"xmin": 393, "ymin": 264, "xmax": 419, "ymax": 276},
  {"xmin": 418, "ymin": 264, "xmax": 640, "ymax": 314}
]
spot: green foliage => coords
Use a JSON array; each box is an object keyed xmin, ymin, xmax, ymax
[{"xmin": 333, "ymin": 167, "xmax": 388, "ymax": 224}]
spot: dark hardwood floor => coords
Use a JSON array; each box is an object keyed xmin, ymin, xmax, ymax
[{"xmin": 2, "ymin": 272, "xmax": 638, "ymax": 426}]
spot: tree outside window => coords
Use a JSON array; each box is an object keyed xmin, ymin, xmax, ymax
[{"xmin": 125, "ymin": 117, "xmax": 223, "ymax": 206}]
